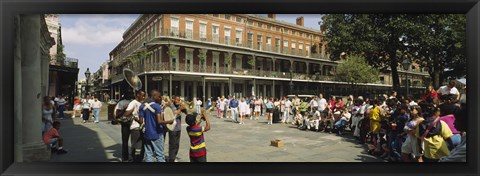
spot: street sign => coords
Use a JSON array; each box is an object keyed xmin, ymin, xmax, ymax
[{"xmin": 152, "ymin": 76, "xmax": 163, "ymax": 81}]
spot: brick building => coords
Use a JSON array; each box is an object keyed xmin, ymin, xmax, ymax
[{"xmin": 109, "ymin": 14, "xmax": 428, "ymax": 101}]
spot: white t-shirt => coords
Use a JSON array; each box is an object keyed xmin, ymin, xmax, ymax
[
  {"xmin": 88, "ymin": 99, "xmax": 95, "ymax": 107},
  {"xmin": 409, "ymin": 101, "xmax": 418, "ymax": 107},
  {"xmin": 126, "ymin": 100, "xmax": 143, "ymax": 130},
  {"xmin": 285, "ymin": 100, "xmax": 292, "ymax": 108},
  {"xmin": 341, "ymin": 112, "xmax": 352, "ymax": 121},
  {"xmin": 317, "ymin": 98, "xmax": 327, "ymax": 111},
  {"xmin": 92, "ymin": 101, "xmax": 102, "ymax": 109},
  {"xmin": 57, "ymin": 98, "xmax": 66, "ymax": 106},
  {"xmin": 314, "ymin": 111, "xmax": 321, "ymax": 119},
  {"xmin": 309, "ymin": 99, "xmax": 318, "ymax": 108},
  {"xmin": 437, "ymin": 86, "xmax": 460, "ymax": 95}
]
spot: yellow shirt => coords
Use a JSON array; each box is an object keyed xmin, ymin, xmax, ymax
[
  {"xmin": 370, "ymin": 106, "xmax": 381, "ymax": 122},
  {"xmin": 416, "ymin": 121, "xmax": 453, "ymax": 159}
]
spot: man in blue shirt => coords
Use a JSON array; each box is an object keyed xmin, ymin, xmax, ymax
[
  {"xmin": 229, "ymin": 96, "xmax": 239, "ymax": 123},
  {"xmin": 139, "ymin": 90, "xmax": 174, "ymax": 162}
]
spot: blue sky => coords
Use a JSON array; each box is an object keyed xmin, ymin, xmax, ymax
[{"xmin": 60, "ymin": 14, "xmax": 323, "ymax": 80}]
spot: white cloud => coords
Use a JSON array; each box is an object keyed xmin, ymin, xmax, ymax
[{"xmin": 62, "ymin": 14, "xmax": 138, "ymax": 46}]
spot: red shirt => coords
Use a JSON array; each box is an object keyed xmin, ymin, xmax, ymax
[
  {"xmin": 328, "ymin": 100, "xmax": 336, "ymax": 111},
  {"xmin": 335, "ymin": 101, "xmax": 344, "ymax": 110},
  {"xmin": 74, "ymin": 99, "xmax": 81, "ymax": 105},
  {"xmin": 423, "ymin": 91, "xmax": 438, "ymax": 102},
  {"xmin": 43, "ymin": 127, "xmax": 60, "ymax": 144}
]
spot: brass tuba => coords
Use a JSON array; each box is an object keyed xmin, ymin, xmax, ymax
[{"xmin": 123, "ymin": 68, "xmax": 142, "ymax": 91}]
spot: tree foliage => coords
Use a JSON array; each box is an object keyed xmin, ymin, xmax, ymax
[
  {"xmin": 321, "ymin": 14, "xmax": 466, "ymax": 89},
  {"xmin": 335, "ymin": 55, "xmax": 379, "ymax": 84}
]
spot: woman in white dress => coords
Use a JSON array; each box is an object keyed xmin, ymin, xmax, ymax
[
  {"xmin": 238, "ymin": 98, "xmax": 248, "ymax": 124},
  {"xmin": 219, "ymin": 97, "xmax": 225, "ymax": 119}
]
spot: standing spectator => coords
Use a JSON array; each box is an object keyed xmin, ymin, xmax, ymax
[
  {"xmin": 196, "ymin": 97, "xmax": 203, "ymax": 114},
  {"xmin": 292, "ymin": 96, "xmax": 301, "ymax": 117},
  {"xmin": 423, "ymin": 85, "xmax": 438, "ymax": 103},
  {"xmin": 401, "ymin": 105, "xmax": 425, "ymax": 162},
  {"xmin": 42, "ymin": 96, "xmax": 54, "ymax": 134},
  {"xmin": 238, "ymin": 98, "xmax": 248, "ymax": 125},
  {"xmin": 139, "ymin": 90, "xmax": 174, "ymax": 162},
  {"xmin": 280, "ymin": 97, "xmax": 286, "ymax": 121},
  {"xmin": 88, "ymin": 96, "xmax": 96, "ymax": 120},
  {"xmin": 43, "ymin": 121, "xmax": 68, "ymax": 155},
  {"xmin": 216, "ymin": 97, "xmax": 221, "ymax": 118},
  {"xmin": 368, "ymin": 99, "xmax": 382, "ymax": 154},
  {"xmin": 219, "ymin": 97, "xmax": 225, "ymax": 119},
  {"xmin": 437, "ymin": 80, "xmax": 460, "ymax": 102},
  {"xmin": 73, "ymin": 96, "xmax": 81, "ymax": 118},
  {"xmin": 165, "ymin": 96, "xmax": 186, "ymax": 162},
  {"xmin": 328, "ymin": 96, "xmax": 336, "ymax": 112},
  {"xmin": 224, "ymin": 96, "xmax": 230, "ymax": 119},
  {"xmin": 245, "ymin": 97, "xmax": 251, "ymax": 120},
  {"xmin": 114, "ymin": 93, "xmax": 133, "ymax": 162},
  {"xmin": 417, "ymin": 105, "xmax": 454, "ymax": 162},
  {"xmin": 317, "ymin": 94, "xmax": 328, "ymax": 118},
  {"xmin": 389, "ymin": 104, "xmax": 409, "ymax": 162},
  {"xmin": 57, "ymin": 95, "xmax": 66, "ymax": 119},
  {"xmin": 389, "ymin": 91, "xmax": 398, "ymax": 99},
  {"xmin": 282, "ymin": 98, "xmax": 292, "ymax": 123},
  {"xmin": 206, "ymin": 98, "xmax": 213, "ymax": 111},
  {"xmin": 229, "ymin": 96, "xmax": 239, "ymax": 123},
  {"xmin": 186, "ymin": 110, "xmax": 211, "ymax": 162},
  {"xmin": 91, "ymin": 98, "xmax": 103, "ymax": 123},
  {"xmin": 438, "ymin": 97, "xmax": 462, "ymax": 148},
  {"xmin": 124, "ymin": 90, "xmax": 145, "ymax": 162},
  {"xmin": 81, "ymin": 96, "xmax": 92, "ymax": 123},
  {"xmin": 254, "ymin": 98, "xmax": 262, "ymax": 120},
  {"xmin": 265, "ymin": 98, "xmax": 274, "ymax": 125}
]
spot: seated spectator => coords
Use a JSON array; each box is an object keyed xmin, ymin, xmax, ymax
[
  {"xmin": 334, "ymin": 108, "xmax": 351, "ymax": 135},
  {"xmin": 321, "ymin": 104, "xmax": 335, "ymax": 133},
  {"xmin": 417, "ymin": 105, "xmax": 454, "ymax": 162},
  {"xmin": 306, "ymin": 110, "xmax": 321, "ymax": 132},
  {"xmin": 43, "ymin": 121, "xmax": 67, "ymax": 155}
]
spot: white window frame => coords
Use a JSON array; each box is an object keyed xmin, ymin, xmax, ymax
[
  {"xmin": 235, "ymin": 29, "xmax": 242, "ymax": 46},
  {"xmin": 170, "ymin": 17, "xmax": 179, "ymax": 36},
  {"xmin": 212, "ymin": 25, "xmax": 220, "ymax": 43},
  {"xmin": 224, "ymin": 27, "xmax": 231, "ymax": 45},
  {"xmin": 185, "ymin": 20, "xmax": 194, "ymax": 39},
  {"xmin": 200, "ymin": 23, "xmax": 207, "ymax": 41}
]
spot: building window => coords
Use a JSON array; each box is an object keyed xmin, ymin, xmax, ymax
[
  {"xmin": 299, "ymin": 43, "xmax": 303, "ymax": 56},
  {"xmin": 380, "ymin": 76, "xmax": 385, "ymax": 84},
  {"xmin": 200, "ymin": 23, "xmax": 207, "ymax": 41},
  {"xmin": 186, "ymin": 50, "xmax": 193, "ymax": 71},
  {"xmin": 213, "ymin": 14, "xmax": 219, "ymax": 17},
  {"xmin": 291, "ymin": 41, "xmax": 296, "ymax": 55},
  {"xmin": 412, "ymin": 65, "xmax": 416, "ymax": 71},
  {"xmin": 275, "ymin": 38, "xmax": 280, "ymax": 53},
  {"xmin": 225, "ymin": 14, "xmax": 231, "ymax": 20},
  {"xmin": 248, "ymin": 33, "xmax": 253, "ymax": 48},
  {"xmin": 170, "ymin": 17, "xmax": 179, "ymax": 36},
  {"xmin": 236, "ymin": 17, "xmax": 243, "ymax": 22},
  {"xmin": 283, "ymin": 39, "xmax": 289, "ymax": 54},
  {"xmin": 248, "ymin": 21, "xmax": 253, "ymax": 25},
  {"xmin": 266, "ymin": 37, "xmax": 272, "ymax": 52},
  {"xmin": 276, "ymin": 27, "xmax": 281, "ymax": 32},
  {"xmin": 224, "ymin": 28, "xmax": 231, "ymax": 45},
  {"xmin": 257, "ymin": 34, "xmax": 263, "ymax": 50},
  {"xmin": 186, "ymin": 20, "xmax": 193, "ymax": 39},
  {"xmin": 236, "ymin": 30, "xmax": 242, "ymax": 46},
  {"xmin": 212, "ymin": 25, "xmax": 220, "ymax": 43},
  {"xmin": 267, "ymin": 25, "xmax": 272, "ymax": 30}
]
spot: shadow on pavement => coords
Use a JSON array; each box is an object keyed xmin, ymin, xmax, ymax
[{"xmin": 49, "ymin": 111, "xmax": 120, "ymax": 162}]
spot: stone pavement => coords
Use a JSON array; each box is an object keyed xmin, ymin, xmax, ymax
[{"xmin": 50, "ymin": 106, "xmax": 384, "ymax": 162}]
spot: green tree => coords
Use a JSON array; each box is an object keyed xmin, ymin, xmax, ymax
[
  {"xmin": 322, "ymin": 14, "xmax": 421, "ymax": 91},
  {"xmin": 56, "ymin": 44, "xmax": 66, "ymax": 64},
  {"xmin": 405, "ymin": 14, "xmax": 466, "ymax": 88},
  {"xmin": 335, "ymin": 55, "xmax": 379, "ymax": 85}
]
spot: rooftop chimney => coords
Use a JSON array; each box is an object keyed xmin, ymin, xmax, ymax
[
  {"xmin": 296, "ymin": 16, "xmax": 304, "ymax": 26},
  {"xmin": 267, "ymin": 14, "xmax": 276, "ymax": 20}
]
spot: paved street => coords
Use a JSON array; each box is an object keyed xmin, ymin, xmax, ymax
[{"xmin": 50, "ymin": 106, "xmax": 383, "ymax": 162}]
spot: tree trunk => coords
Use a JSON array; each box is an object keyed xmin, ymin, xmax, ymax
[{"xmin": 389, "ymin": 50, "xmax": 400, "ymax": 92}]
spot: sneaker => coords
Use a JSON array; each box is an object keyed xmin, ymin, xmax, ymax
[
  {"xmin": 56, "ymin": 149, "xmax": 68, "ymax": 155},
  {"xmin": 83, "ymin": 120, "xmax": 86, "ymax": 123},
  {"xmin": 94, "ymin": 121, "xmax": 99, "ymax": 123}
]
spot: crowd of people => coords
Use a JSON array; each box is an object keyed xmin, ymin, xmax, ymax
[{"xmin": 207, "ymin": 80, "xmax": 466, "ymax": 162}]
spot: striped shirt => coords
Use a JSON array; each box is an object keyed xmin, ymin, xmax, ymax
[{"xmin": 187, "ymin": 125, "xmax": 206, "ymax": 158}]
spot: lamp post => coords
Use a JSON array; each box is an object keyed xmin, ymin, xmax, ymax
[
  {"xmin": 402, "ymin": 56, "xmax": 411, "ymax": 97},
  {"xmin": 85, "ymin": 68, "xmax": 91, "ymax": 96}
]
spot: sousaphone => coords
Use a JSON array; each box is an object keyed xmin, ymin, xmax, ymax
[{"xmin": 123, "ymin": 68, "xmax": 142, "ymax": 91}]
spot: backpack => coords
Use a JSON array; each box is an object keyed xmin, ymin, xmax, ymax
[{"xmin": 418, "ymin": 117, "xmax": 442, "ymax": 139}]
